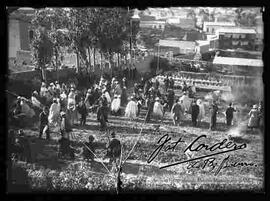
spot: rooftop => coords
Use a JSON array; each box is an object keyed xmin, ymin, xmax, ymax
[
  {"xmin": 213, "ymin": 56, "xmax": 263, "ymax": 67},
  {"xmin": 204, "ymin": 21, "xmax": 236, "ymax": 26},
  {"xmin": 217, "ymin": 27, "xmax": 257, "ymax": 34},
  {"xmin": 158, "ymin": 40, "xmax": 196, "ymax": 49}
]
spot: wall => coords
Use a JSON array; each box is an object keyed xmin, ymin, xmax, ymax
[{"xmin": 8, "ymin": 19, "xmax": 20, "ymax": 58}]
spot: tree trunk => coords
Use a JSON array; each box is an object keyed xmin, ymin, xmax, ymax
[
  {"xmin": 41, "ymin": 65, "xmax": 47, "ymax": 83},
  {"xmin": 118, "ymin": 53, "xmax": 120, "ymax": 68},
  {"xmin": 93, "ymin": 48, "xmax": 96, "ymax": 73},
  {"xmin": 76, "ymin": 51, "xmax": 80, "ymax": 73},
  {"xmin": 88, "ymin": 47, "xmax": 91, "ymax": 73}
]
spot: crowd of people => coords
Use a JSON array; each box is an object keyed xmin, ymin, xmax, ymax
[{"xmin": 8, "ymin": 71, "xmax": 264, "ymax": 165}]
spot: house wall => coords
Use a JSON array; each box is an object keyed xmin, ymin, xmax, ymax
[
  {"xmin": 218, "ymin": 33, "xmax": 256, "ymax": 50},
  {"xmin": 8, "ymin": 19, "xmax": 21, "ymax": 58}
]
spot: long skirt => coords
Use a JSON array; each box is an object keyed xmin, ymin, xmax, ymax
[{"xmin": 125, "ymin": 102, "xmax": 138, "ymax": 119}]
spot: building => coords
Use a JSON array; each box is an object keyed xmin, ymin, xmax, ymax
[
  {"xmin": 217, "ymin": 27, "xmax": 257, "ymax": 51},
  {"xmin": 195, "ymin": 40, "xmax": 210, "ymax": 54},
  {"xmin": 213, "ymin": 56, "xmax": 263, "ymax": 76},
  {"xmin": 203, "ymin": 21, "xmax": 236, "ymax": 34},
  {"xmin": 8, "ymin": 8, "xmax": 35, "ymax": 65},
  {"xmin": 206, "ymin": 34, "xmax": 219, "ymax": 50},
  {"xmin": 139, "ymin": 20, "xmax": 166, "ymax": 30},
  {"xmin": 157, "ymin": 39, "xmax": 196, "ymax": 55}
]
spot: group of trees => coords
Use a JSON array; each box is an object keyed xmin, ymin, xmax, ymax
[{"xmin": 30, "ymin": 7, "xmax": 140, "ymax": 82}]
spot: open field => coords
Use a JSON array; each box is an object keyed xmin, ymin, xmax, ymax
[{"xmin": 8, "ymin": 86, "xmax": 264, "ymax": 193}]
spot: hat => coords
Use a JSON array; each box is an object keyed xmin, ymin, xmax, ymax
[
  {"xmin": 50, "ymin": 83, "xmax": 54, "ymax": 86},
  {"xmin": 155, "ymin": 97, "xmax": 160, "ymax": 101},
  {"xmin": 253, "ymin": 104, "xmax": 258, "ymax": 109},
  {"xmin": 111, "ymin": 132, "xmax": 116, "ymax": 137},
  {"xmin": 55, "ymin": 81, "xmax": 58, "ymax": 84},
  {"xmin": 87, "ymin": 89, "xmax": 92, "ymax": 93},
  {"xmin": 70, "ymin": 88, "xmax": 75, "ymax": 91},
  {"xmin": 88, "ymin": 135, "xmax": 94, "ymax": 142},
  {"xmin": 117, "ymin": 95, "xmax": 121, "ymax": 98},
  {"xmin": 60, "ymin": 111, "xmax": 66, "ymax": 116},
  {"xmin": 114, "ymin": 94, "xmax": 118, "ymax": 98}
]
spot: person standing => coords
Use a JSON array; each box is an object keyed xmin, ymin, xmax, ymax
[
  {"xmin": 164, "ymin": 75, "xmax": 170, "ymax": 92},
  {"xmin": 248, "ymin": 104, "xmax": 260, "ymax": 130},
  {"xmin": 39, "ymin": 106, "xmax": 50, "ymax": 140},
  {"xmin": 125, "ymin": 96, "xmax": 138, "ymax": 120},
  {"xmin": 152, "ymin": 97, "xmax": 164, "ymax": 122},
  {"xmin": 196, "ymin": 99, "xmax": 205, "ymax": 125},
  {"xmin": 209, "ymin": 100, "xmax": 218, "ymax": 130},
  {"xmin": 169, "ymin": 77, "xmax": 174, "ymax": 89},
  {"xmin": 145, "ymin": 94, "xmax": 155, "ymax": 123},
  {"xmin": 191, "ymin": 100, "xmax": 200, "ymax": 127},
  {"xmin": 77, "ymin": 97, "xmax": 88, "ymax": 126},
  {"xmin": 106, "ymin": 132, "xmax": 121, "ymax": 165},
  {"xmin": 167, "ymin": 88, "xmax": 175, "ymax": 112},
  {"xmin": 97, "ymin": 99, "xmax": 109, "ymax": 131},
  {"xmin": 171, "ymin": 99, "xmax": 184, "ymax": 126},
  {"xmin": 225, "ymin": 102, "xmax": 237, "ymax": 126}
]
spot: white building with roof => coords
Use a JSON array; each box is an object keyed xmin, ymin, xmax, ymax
[{"xmin": 203, "ymin": 21, "xmax": 236, "ymax": 34}]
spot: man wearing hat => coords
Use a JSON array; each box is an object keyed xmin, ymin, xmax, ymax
[
  {"xmin": 171, "ymin": 98, "xmax": 184, "ymax": 126},
  {"xmin": 48, "ymin": 98, "xmax": 61, "ymax": 125},
  {"xmin": 83, "ymin": 135, "xmax": 96, "ymax": 161},
  {"xmin": 106, "ymin": 132, "xmax": 121, "ymax": 165},
  {"xmin": 225, "ymin": 102, "xmax": 237, "ymax": 126},
  {"xmin": 17, "ymin": 129, "xmax": 32, "ymax": 162}
]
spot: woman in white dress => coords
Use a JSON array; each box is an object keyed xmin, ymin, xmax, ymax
[
  {"xmin": 111, "ymin": 95, "xmax": 121, "ymax": 115},
  {"xmin": 153, "ymin": 97, "xmax": 164, "ymax": 122},
  {"xmin": 67, "ymin": 88, "xmax": 77, "ymax": 126},
  {"xmin": 48, "ymin": 98, "xmax": 61, "ymax": 125},
  {"xmin": 125, "ymin": 96, "xmax": 138, "ymax": 120},
  {"xmin": 196, "ymin": 99, "xmax": 205, "ymax": 125}
]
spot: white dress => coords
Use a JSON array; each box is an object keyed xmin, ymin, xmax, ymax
[
  {"xmin": 111, "ymin": 97, "xmax": 121, "ymax": 112},
  {"xmin": 48, "ymin": 102, "xmax": 61, "ymax": 124},
  {"xmin": 196, "ymin": 100, "xmax": 205, "ymax": 122},
  {"xmin": 180, "ymin": 95, "xmax": 190, "ymax": 112},
  {"xmin": 153, "ymin": 101, "xmax": 163, "ymax": 119},
  {"xmin": 31, "ymin": 96, "xmax": 41, "ymax": 108},
  {"xmin": 125, "ymin": 100, "xmax": 138, "ymax": 119}
]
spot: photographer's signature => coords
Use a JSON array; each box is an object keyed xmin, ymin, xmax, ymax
[{"xmin": 147, "ymin": 134, "xmax": 257, "ymax": 175}]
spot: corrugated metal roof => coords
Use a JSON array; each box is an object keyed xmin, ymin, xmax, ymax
[
  {"xmin": 217, "ymin": 28, "xmax": 256, "ymax": 34},
  {"xmin": 158, "ymin": 40, "xmax": 196, "ymax": 49},
  {"xmin": 213, "ymin": 56, "xmax": 263, "ymax": 67}
]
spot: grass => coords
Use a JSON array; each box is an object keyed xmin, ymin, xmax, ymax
[{"xmin": 8, "ymin": 86, "xmax": 264, "ymax": 193}]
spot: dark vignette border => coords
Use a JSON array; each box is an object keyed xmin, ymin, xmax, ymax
[{"xmin": 1, "ymin": 0, "xmax": 269, "ymax": 201}]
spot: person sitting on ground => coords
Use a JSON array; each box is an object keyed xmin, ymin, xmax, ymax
[
  {"xmin": 16, "ymin": 129, "xmax": 32, "ymax": 163},
  {"xmin": 106, "ymin": 132, "xmax": 121, "ymax": 165},
  {"xmin": 58, "ymin": 133, "xmax": 75, "ymax": 159}
]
